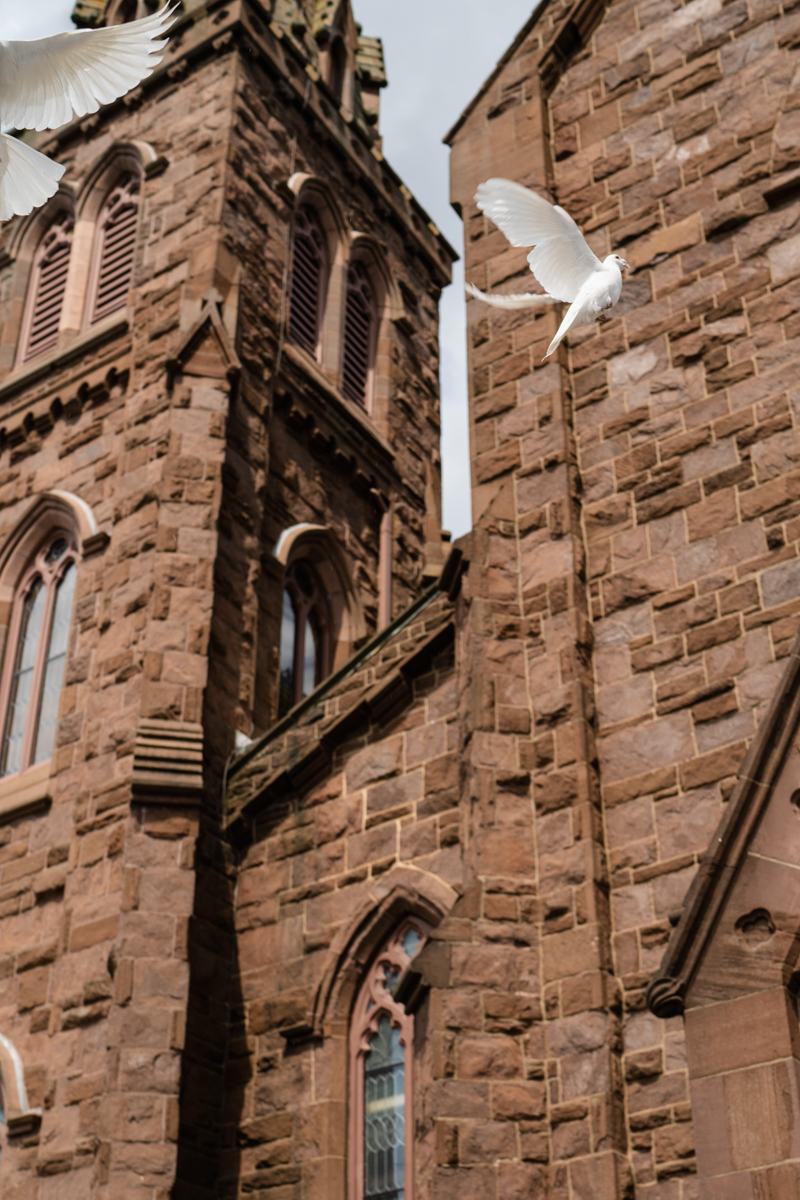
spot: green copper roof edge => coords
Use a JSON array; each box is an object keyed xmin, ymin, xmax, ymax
[{"xmin": 228, "ymin": 580, "xmax": 444, "ymax": 779}]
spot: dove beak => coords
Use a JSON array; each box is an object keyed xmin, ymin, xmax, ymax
[{"xmin": 620, "ymin": 259, "xmax": 630, "ymax": 271}]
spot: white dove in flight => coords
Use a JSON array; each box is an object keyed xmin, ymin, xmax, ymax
[
  {"xmin": 466, "ymin": 178, "xmax": 629, "ymax": 359},
  {"xmin": 0, "ymin": 4, "xmax": 177, "ymax": 223}
]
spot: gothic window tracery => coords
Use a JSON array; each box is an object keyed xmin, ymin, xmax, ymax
[
  {"xmin": 289, "ymin": 205, "xmax": 328, "ymax": 359},
  {"xmin": 86, "ymin": 174, "xmax": 140, "ymax": 325},
  {"xmin": 18, "ymin": 213, "xmax": 73, "ymax": 364},
  {"xmin": 349, "ymin": 919, "xmax": 430, "ymax": 1200},
  {"xmin": 278, "ymin": 560, "xmax": 331, "ymax": 716},
  {"xmin": 342, "ymin": 259, "xmax": 377, "ymax": 408},
  {"xmin": 0, "ymin": 533, "xmax": 77, "ymax": 777}
]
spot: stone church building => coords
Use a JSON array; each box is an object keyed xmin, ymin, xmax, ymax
[{"xmin": 1, "ymin": 0, "xmax": 800, "ymax": 1196}]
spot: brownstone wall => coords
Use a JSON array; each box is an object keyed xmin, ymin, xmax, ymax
[
  {"xmin": 0, "ymin": 40, "xmax": 237, "ymax": 1194},
  {"xmin": 447, "ymin": 0, "xmax": 800, "ymax": 1192},
  {"xmin": 0, "ymin": 2, "xmax": 451, "ymax": 1196},
  {"xmin": 224, "ymin": 599, "xmax": 459, "ymax": 1200}
]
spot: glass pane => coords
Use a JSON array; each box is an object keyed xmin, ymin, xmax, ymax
[
  {"xmin": 302, "ymin": 617, "xmax": 316, "ymax": 698},
  {"xmin": 383, "ymin": 965, "xmax": 401, "ymax": 995},
  {"xmin": 45, "ymin": 538, "xmax": 67, "ymax": 565},
  {"xmin": 364, "ymin": 1016, "xmax": 405, "ymax": 1200},
  {"xmin": 34, "ymin": 563, "xmax": 76, "ymax": 764},
  {"xmin": 401, "ymin": 928, "xmax": 422, "ymax": 960},
  {"xmin": 278, "ymin": 589, "xmax": 296, "ymax": 717},
  {"xmin": 1, "ymin": 578, "xmax": 46, "ymax": 776},
  {"xmin": 294, "ymin": 564, "xmax": 314, "ymax": 598}
]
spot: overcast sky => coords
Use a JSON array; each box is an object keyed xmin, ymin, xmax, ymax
[{"xmin": 8, "ymin": 0, "xmax": 537, "ymax": 538}]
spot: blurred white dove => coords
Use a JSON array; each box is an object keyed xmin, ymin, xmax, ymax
[
  {"xmin": 467, "ymin": 178, "xmax": 629, "ymax": 359},
  {"xmin": 0, "ymin": 4, "xmax": 177, "ymax": 223}
]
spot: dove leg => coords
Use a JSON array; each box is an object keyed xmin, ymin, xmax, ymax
[{"xmin": 594, "ymin": 298, "xmax": 614, "ymax": 324}]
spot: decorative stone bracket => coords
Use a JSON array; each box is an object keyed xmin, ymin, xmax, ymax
[{"xmin": 166, "ymin": 289, "xmax": 242, "ymax": 388}]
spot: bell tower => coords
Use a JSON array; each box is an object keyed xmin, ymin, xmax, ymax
[{"xmin": 0, "ymin": 0, "xmax": 454, "ymax": 1194}]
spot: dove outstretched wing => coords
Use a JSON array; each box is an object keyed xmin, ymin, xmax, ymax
[
  {"xmin": 0, "ymin": 4, "xmax": 177, "ymax": 133},
  {"xmin": 0, "ymin": 132, "xmax": 64, "ymax": 222},
  {"xmin": 475, "ymin": 178, "xmax": 602, "ymax": 304}
]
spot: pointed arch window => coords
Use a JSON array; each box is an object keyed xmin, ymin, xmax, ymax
[
  {"xmin": 349, "ymin": 919, "xmax": 430, "ymax": 1200},
  {"xmin": 0, "ymin": 534, "xmax": 77, "ymax": 777},
  {"xmin": 18, "ymin": 213, "xmax": 73, "ymax": 365},
  {"xmin": 278, "ymin": 560, "xmax": 331, "ymax": 717},
  {"xmin": 87, "ymin": 174, "xmax": 140, "ymax": 325},
  {"xmin": 289, "ymin": 206, "xmax": 327, "ymax": 359},
  {"xmin": 342, "ymin": 260, "xmax": 377, "ymax": 409}
]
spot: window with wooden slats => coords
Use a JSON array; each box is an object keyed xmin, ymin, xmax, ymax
[
  {"xmin": 19, "ymin": 215, "xmax": 73, "ymax": 365},
  {"xmin": 289, "ymin": 207, "xmax": 327, "ymax": 359},
  {"xmin": 88, "ymin": 175, "xmax": 140, "ymax": 326},
  {"xmin": 342, "ymin": 261, "xmax": 376, "ymax": 408}
]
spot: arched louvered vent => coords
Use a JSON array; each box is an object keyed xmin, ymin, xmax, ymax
[
  {"xmin": 20, "ymin": 214, "xmax": 74, "ymax": 365},
  {"xmin": 342, "ymin": 261, "xmax": 376, "ymax": 408},
  {"xmin": 289, "ymin": 206, "xmax": 326, "ymax": 358},
  {"xmin": 89, "ymin": 175, "xmax": 140, "ymax": 325}
]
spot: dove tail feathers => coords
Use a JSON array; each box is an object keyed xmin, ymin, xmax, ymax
[
  {"xmin": 543, "ymin": 297, "xmax": 582, "ymax": 360},
  {"xmin": 465, "ymin": 282, "xmax": 556, "ymax": 310},
  {"xmin": 0, "ymin": 134, "xmax": 64, "ymax": 223}
]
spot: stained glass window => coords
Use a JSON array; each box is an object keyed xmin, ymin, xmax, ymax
[
  {"xmin": 0, "ymin": 534, "xmax": 77, "ymax": 777},
  {"xmin": 364, "ymin": 1017, "xmax": 405, "ymax": 1200},
  {"xmin": 349, "ymin": 919, "xmax": 431, "ymax": 1200}
]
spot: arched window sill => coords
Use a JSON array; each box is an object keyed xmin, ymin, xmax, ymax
[
  {"xmin": 0, "ymin": 312, "xmax": 130, "ymax": 403},
  {"xmin": 0, "ymin": 759, "xmax": 52, "ymax": 825},
  {"xmin": 7, "ymin": 1109, "xmax": 42, "ymax": 1136},
  {"xmin": 281, "ymin": 341, "xmax": 394, "ymax": 461}
]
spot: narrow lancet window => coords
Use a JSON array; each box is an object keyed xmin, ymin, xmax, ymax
[
  {"xmin": 19, "ymin": 214, "xmax": 73, "ymax": 364},
  {"xmin": 0, "ymin": 534, "xmax": 77, "ymax": 777},
  {"xmin": 342, "ymin": 261, "xmax": 376, "ymax": 408},
  {"xmin": 277, "ymin": 561, "xmax": 330, "ymax": 717},
  {"xmin": 88, "ymin": 175, "xmax": 140, "ymax": 325},
  {"xmin": 349, "ymin": 919, "xmax": 430, "ymax": 1200},
  {"xmin": 289, "ymin": 206, "xmax": 327, "ymax": 358}
]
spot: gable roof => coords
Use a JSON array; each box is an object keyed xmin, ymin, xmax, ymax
[
  {"xmin": 647, "ymin": 625, "xmax": 800, "ymax": 1018},
  {"xmin": 443, "ymin": 0, "xmax": 608, "ymax": 146},
  {"xmin": 225, "ymin": 548, "xmax": 464, "ymax": 842}
]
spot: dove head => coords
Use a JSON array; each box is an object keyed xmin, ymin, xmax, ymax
[{"xmin": 605, "ymin": 253, "xmax": 630, "ymax": 271}]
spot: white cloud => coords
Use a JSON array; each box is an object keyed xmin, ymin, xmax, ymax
[{"xmin": 10, "ymin": 0, "xmax": 538, "ymax": 537}]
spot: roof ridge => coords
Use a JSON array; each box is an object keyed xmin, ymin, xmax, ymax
[
  {"xmin": 228, "ymin": 548, "xmax": 463, "ymax": 780},
  {"xmin": 647, "ymin": 624, "xmax": 800, "ymax": 1017}
]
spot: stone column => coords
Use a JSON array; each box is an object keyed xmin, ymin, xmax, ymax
[{"xmin": 436, "ymin": 43, "xmax": 630, "ymax": 1200}]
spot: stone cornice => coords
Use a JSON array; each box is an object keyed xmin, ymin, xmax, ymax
[{"xmin": 275, "ymin": 343, "xmax": 397, "ymax": 494}]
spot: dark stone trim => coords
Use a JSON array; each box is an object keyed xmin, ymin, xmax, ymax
[{"xmin": 647, "ymin": 625, "xmax": 800, "ymax": 1016}]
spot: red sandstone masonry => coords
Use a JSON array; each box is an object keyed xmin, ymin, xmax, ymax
[
  {"xmin": 446, "ymin": 0, "xmax": 800, "ymax": 1189},
  {"xmin": 0, "ymin": 0, "xmax": 452, "ymax": 1196}
]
